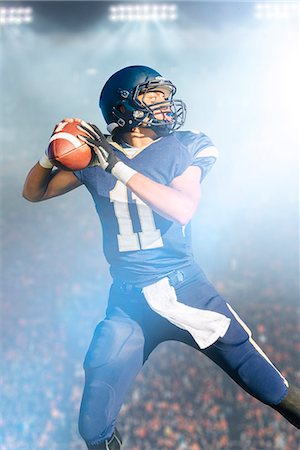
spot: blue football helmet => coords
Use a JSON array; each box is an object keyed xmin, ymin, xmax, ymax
[{"xmin": 99, "ymin": 65, "xmax": 186, "ymax": 136}]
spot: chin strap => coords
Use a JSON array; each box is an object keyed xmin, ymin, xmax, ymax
[{"xmin": 86, "ymin": 429, "xmax": 122, "ymax": 450}]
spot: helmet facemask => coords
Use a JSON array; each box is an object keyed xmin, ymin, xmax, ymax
[{"xmin": 111, "ymin": 78, "xmax": 186, "ymax": 136}]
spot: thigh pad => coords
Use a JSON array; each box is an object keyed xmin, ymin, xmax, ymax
[{"xmin": 84, "ymin": 311, "xmax": 144, "ymax": 370}]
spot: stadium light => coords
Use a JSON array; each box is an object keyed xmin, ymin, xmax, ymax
[
  {"xmin": 109, "ymin": 3, "xmax": 178, "ymax": 22},
  {"xmin": 0, "ymin": 7, "xmax": 33, "ymax": 25},
  {"xmin": 254, "ymin": 2, "xmax": 299, "ymax": 20}
]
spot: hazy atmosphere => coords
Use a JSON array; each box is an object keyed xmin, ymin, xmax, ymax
[{"xmin": 1, "ymin": 1, "xmax": 299, "ymax": 449}]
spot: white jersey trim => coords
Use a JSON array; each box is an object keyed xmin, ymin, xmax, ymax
[{"xmin": 195, "ymin": 145, "xmax": 219, "ymax": 159}]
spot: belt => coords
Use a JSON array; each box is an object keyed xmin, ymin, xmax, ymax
[{"xmin": 117, "ymin": 264, "xmax": 201, "ymax": 295}]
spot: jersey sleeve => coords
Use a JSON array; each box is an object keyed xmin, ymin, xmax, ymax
[
  {"xmin": 176, "ymin": 131, "xmax": 219, "ymax": 181},
  {"xmin": 73, "ymin": 169, "xmax": 84, "ymax": 183},
  {"xmin": 73, "ymin": 167, "xmax": 96, "ymax": 185}
]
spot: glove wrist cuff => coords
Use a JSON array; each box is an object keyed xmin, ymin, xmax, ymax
[
  {"xmin": 39, "ymin": 153, "xmax": 54, "ymax": 169},
  {"xmin": 111, "ymin": 161, "xmax": 137, "ymax": 185}
]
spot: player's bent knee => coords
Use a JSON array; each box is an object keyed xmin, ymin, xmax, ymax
[
  {"xmin": 238, "ymin": 352, "xmax": 288, "ymax": 405},
  {"xmin": 78, "ymin": 380, "xmax": 115, "ymax": 442}
]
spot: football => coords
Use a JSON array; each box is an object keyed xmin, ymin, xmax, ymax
[{"xmin": 47, "ymin": 121, "xmax": 92, "ymax": 171}]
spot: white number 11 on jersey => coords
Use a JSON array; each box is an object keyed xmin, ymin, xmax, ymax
[{"xmin": 110, "ymin": 181, "xmax": 163, "ymax": 252}]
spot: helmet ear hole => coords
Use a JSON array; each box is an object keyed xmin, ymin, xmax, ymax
[{"xmin": 118, "ymin": 105, "xmax": 126, "ymax": 113}]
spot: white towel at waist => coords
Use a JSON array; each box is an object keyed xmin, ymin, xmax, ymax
[{"xmin": 142, "ymin": 277, "xmax": 231, "ymax": 349}]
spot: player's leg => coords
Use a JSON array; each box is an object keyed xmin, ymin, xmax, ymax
[
  {"xmin": 165, "ymin": 270, "xmax": 300, "ymax": 428},
  {"xmin": 272, "ymin": 384, "xmax": 300, "ymax": 429},
  {"xmin": 78, "ymin": 307, "xmax": 145, "ymax": 449},
  {"xmin": 202, "ymin": 300, "xmax": 289, "ymax": 400},
  {"xmin": 205, "ymin": 301, "xmax": 300, "ymax": 428},
  {"xmin": 184, "ymin": 296, "xmax": 299, "ymax": 428}
]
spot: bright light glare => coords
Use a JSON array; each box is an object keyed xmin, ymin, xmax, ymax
[
  {"xmin": 108, "ymin": 3, "xmax": 178, "ymax": 22},
  {"xmin": 0, "ymin": 6, "xmax": 33, "ymax": 25},
  {"xmin": 254, "ymin": 2, "xmax": 299, "ymax": 20}
]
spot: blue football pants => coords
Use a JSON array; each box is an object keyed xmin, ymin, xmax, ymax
[{"xmin": 78, "ymin": 266, "xmax": 288, "ymax": 446}]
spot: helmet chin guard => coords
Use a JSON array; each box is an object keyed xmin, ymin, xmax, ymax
[{"xmin": 99, "ymin": 66, "xmax": 186, "ymax": 135}]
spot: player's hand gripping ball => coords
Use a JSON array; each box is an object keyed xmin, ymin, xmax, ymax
[{"xmin": 47, "ymin": 119, "xmax": 92, "ymax": 170}]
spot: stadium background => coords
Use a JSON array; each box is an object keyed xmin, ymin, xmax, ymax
[{"xmin": 1, "ymin": 1, "xmax": 299, "ymax": 449}]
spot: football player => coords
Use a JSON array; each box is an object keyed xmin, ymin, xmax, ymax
[{"xmin": 23, "ymin": 66, "xmax": 300, "ymax": 449}]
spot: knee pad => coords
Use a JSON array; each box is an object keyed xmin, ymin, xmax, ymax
[
  {"xmin": 238, "ymin": 351, "xmax": 288, "ymax": 405},
  {"xmin": 79, "ymin": 380, "xmax": 115, "ymax": 442}
]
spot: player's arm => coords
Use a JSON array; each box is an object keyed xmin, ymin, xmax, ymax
[
  {"xmin": 78, "ymin": 122, "xmax": 201, "ymax": 225},
  {"xmin": 126, "ymin": 166, "xmax": 201, "ymax": 225},
  {"xmin": 22, "ymin": 162, "xmax": 82, "ymax": 202}
]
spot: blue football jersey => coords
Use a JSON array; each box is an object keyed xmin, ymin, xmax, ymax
[{"xmin": 74, "ymin": 130, "xmax": 218, "ymax": 286}]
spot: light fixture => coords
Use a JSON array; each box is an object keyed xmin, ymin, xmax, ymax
[
  {"xmin": 254, "ymin": 2, "xmax": 299, "ymax": 20},
  {"xmin": 0, "ymin": 7, "xmax": 33, "ymax": 25},
  {"xmin": 109, "ymin": 3, "xmax": 178, "ymax": 22}
]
